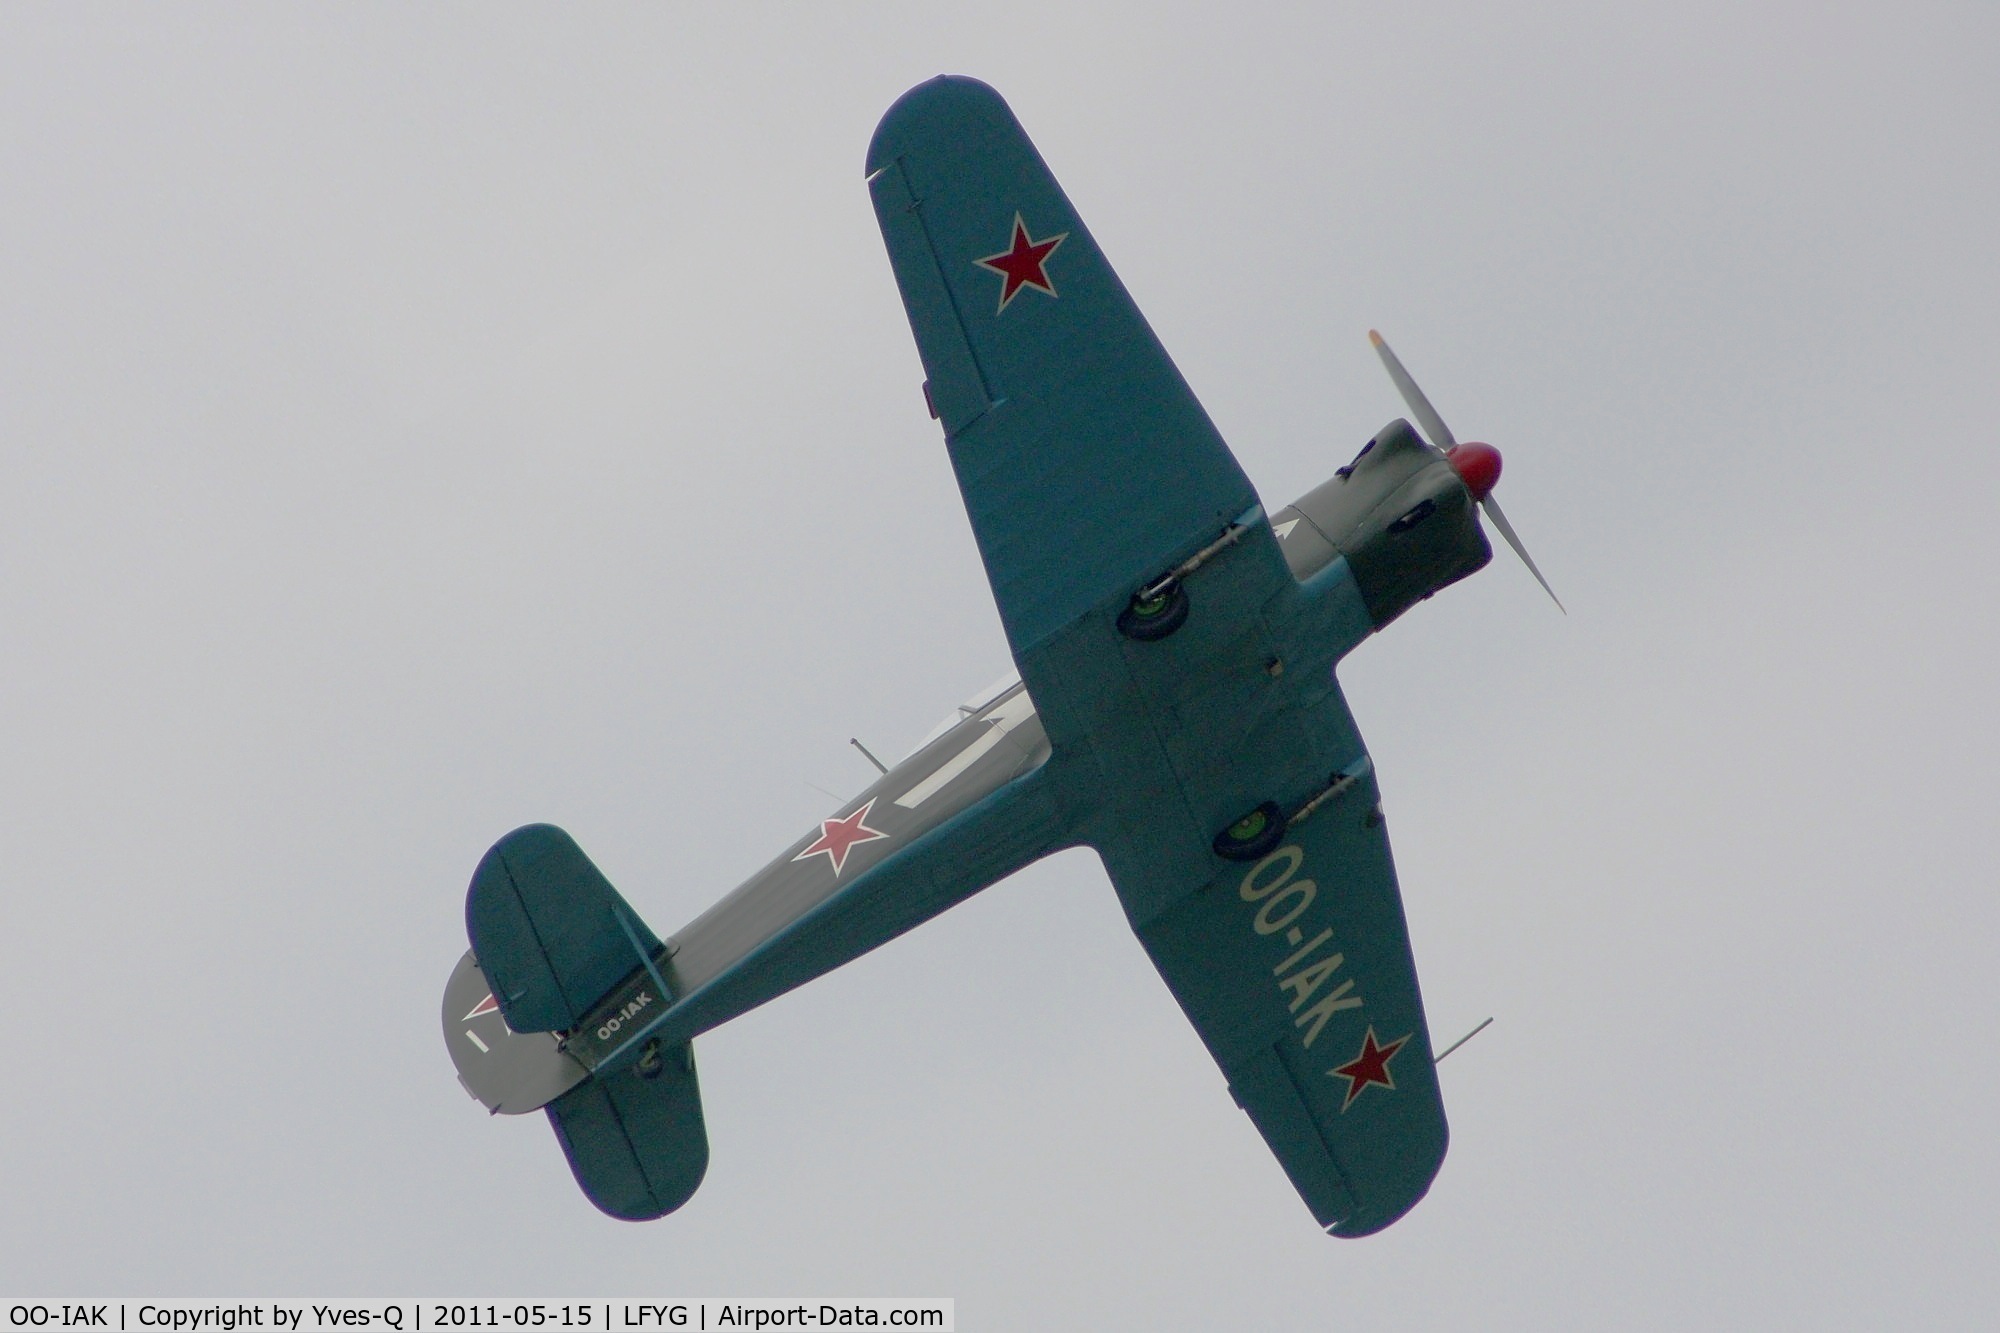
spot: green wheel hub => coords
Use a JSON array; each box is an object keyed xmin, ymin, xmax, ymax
[
  {"xmin": 1226, "ymin": 810, "xmax": 1269, "ymax": 842},
  {"xmin": 1212, "ymin": 800, "xmax": 1286, "ymax": 862}
]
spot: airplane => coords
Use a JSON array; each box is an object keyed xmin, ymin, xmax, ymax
[{"xmin": 439, "ymin": 74, "xmax": 1558, "ymax": 1238}]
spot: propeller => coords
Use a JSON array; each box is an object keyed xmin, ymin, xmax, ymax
[{"xmin": 1368, "ymin": 330, "xmax": 1564, "ymax": 613}]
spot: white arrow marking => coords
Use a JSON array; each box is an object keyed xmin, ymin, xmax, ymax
[
  {"xmin": 1273, "ymin": 518, "xmax": 1299, "ymax": 540},
  {"xmin": 895, "ymin": 689, "xmax": 1037, "ymax": 809}
]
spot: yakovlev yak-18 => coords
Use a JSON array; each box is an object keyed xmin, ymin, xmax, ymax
[{"xmin": 441, "ymin": 76, "xmax": 1558, "ymax": 1237}]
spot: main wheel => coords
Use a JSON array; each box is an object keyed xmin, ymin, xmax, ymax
[
  {"xmin": 1117, "ymin": 582, "xmax": 1190, "ymax": 641},
  {"xmin": 1213, "ymin": 801, "xmax": 1286, "ymax": 862}
]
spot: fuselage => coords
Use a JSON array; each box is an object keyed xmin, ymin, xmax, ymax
[{"xmin": 444, "ymin": 417, "xmax": 1487, "ymax": 1112}]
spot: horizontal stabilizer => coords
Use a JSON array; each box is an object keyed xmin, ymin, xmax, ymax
[
  {"xmin": 466, "ymin": 824, "xmax": 664, "ymax": 1034},
  {"xmin": 547, "ymin": 1045, "xmax": 709, "ymax": 1221}
]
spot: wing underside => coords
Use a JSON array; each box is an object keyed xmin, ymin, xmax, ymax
[
  {"xmin": 867, "ymin": 75, "xmax": 1261, "ymax": 658},
  {"xmin": 446, "ymin": 75, "xmax": 1453, "ymax": 1236},
  {"xmin": 870, "ymin": 78, "xmax": 1446, "ymax": 1235},
  {"xmin": 1102, "ymin": 705, "xmax": 1448, "ymax": 1237}
]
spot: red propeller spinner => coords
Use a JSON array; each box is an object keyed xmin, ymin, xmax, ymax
[
  {"xmin": 1445, "ymin": 441, "xmax": 1502, "ymax": 501},
  {"xmin": 1367, "ymin": 330, "xmax": 1562, "ymax": 612}
]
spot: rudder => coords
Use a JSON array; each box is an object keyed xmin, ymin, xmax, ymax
[{"xmin": 461, "ymin": 823, "xmax": 710, "ymax": 1220}]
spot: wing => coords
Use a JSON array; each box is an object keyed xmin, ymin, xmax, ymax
[
  {"xmin": 867, "ymin": 76, "xmax": 1266, "ymax": 660},
  {"xmin": 1104, "ymin": 693, "xmax": 1448, "ymax": 1237}
]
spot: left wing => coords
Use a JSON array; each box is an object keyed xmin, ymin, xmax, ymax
[{"xmin": 1105, "ymin": 710, "xmax": 1448, "ymax": 1236}]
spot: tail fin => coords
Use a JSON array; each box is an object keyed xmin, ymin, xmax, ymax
[
  {"xmin": 447, "ymin": 824, "xmax": 709, "ymax": 1220},
  {"xmin": 442, "ymin": 948, "xmax": 588, "ymax": 1114}
]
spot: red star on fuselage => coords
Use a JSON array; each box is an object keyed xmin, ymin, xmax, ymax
[
  {"xmin": 1330, "ymin": 1027, "xmax": 1412, "ymax": 1112},
  {"xmin": 793, "ymin": 798, "xmax": 890, "ymax": 877},
  {"xmin": 976, "ymin": 213, "xmax": 1068, "ymax": 313}
]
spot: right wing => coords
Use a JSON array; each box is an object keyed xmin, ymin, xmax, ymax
[
  {"xmin": 867, "ymin": 76, "xmax": 1268, "ymax": 661},
  {"xmin": 868, "ymin": 75, "xmax": 1309, "ymax": 878}
]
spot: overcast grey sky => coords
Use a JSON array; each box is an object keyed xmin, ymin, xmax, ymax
[{"xmin": 2, "ymin": 4, "xmax": 1996, "ymax": 1327}]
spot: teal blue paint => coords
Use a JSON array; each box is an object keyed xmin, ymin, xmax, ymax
[{"xmin": 869, "ymin": 77, "xmax": 1258, "ymax": 657}]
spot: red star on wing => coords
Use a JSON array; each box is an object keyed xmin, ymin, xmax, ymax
[
  {"xmin": 1329, "ymin": 1026, "xmax": 1412, "ymax": 1112},
  {"xmin": 463, "ymin": 993, "xmax": 499, "ymax": 1021},
  {"xmin": 975, "ymin": 213, "xmax": 1068, "ymax": 313},
  {"xmin": 792, "ymin": 798, "xmax": 890, "ymax": 877}
]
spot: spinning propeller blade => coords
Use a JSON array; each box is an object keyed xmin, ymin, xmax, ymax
[
  {"xmin": 1368, "ymin": 329, "xmax": 1457, "ymax": 453},
  {"xmin": 1367, "ymin": 330, "xmax": 1564, "ymax": 613},
  {"xmin": 1477, "ymin": 491, "xmax": 1564, "ymax": 613}
]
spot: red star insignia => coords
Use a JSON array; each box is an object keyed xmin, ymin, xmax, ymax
[
  {"xmin": 463, "ymin": 993, "xmax": 499, "ymax": 1021},
  {"xmin": 1329, "ymin": 1026, "xmax": 1412, "ymax": 1112},
  {"xmin": 975, "ymin": 212, "xmax": 1068, "ymax": 313},
  {"xmin": 793, "ymin": 797, "xmax": 890, "ymax": 877}
]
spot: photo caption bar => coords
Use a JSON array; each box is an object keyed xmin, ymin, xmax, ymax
[{"xmin": 0, "ymin": 1304, "xmax": 952, "ymax": 1333}]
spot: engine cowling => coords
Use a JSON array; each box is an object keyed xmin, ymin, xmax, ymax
[{"xmin": 1272, "ymin": 418, "xmax": 1493, "ymax": 627}]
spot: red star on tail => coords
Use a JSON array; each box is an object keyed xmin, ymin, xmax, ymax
[
  {"xmin": 975, "ymin": 213, "xmax": 1068, "ymax": 313},
  {"xmin": 792, "ymin": 798, "xmax": 890, "ymax": 877},
  {"xmin": 1330, "ymin": 1027, "xmax": 1412, "ymax": 1112}
]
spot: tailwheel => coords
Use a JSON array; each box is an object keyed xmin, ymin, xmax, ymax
[
  {"xmin": 1117, "ymin": 581, "xmax": 1190, "ymax": 641},
  {"xmin": 1213, "ymin": 801, "xmax": 1286, "ymax": 862}
]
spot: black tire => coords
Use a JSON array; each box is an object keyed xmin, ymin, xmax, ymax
[
  {"xmin": 1117, "ymin": 582, "xmax": 1190, "ymax": 641},
  {"xmin": 1213, "ymin": 801, "xmax": 1287, "ymax": 862}
]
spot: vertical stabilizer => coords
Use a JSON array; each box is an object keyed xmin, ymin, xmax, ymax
[{"xmin": 449, "ymin": 823, "xmax": 710, "ymax": 1219}]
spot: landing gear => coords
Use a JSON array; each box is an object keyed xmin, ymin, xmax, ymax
[
  {"xmin": 1117, "ymin": 581, "xmax": 1190, "ymax": 641},
  {"xmin": 1115, "ymin": 517, "xmax": 1259, "ymax": 642},
  {"xmin": 1213, "ymin": 801, "xmax": 1286, "ymax": 862}
]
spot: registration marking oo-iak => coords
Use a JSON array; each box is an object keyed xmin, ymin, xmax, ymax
[{"xmin": 1238, "ymin": 846, "xmax": 1364, "ymax": 1049}]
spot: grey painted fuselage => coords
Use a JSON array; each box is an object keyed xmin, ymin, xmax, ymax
[{"xmin": 444, "ymin": 415, "xmax": 1486, "ymax": 1113}]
